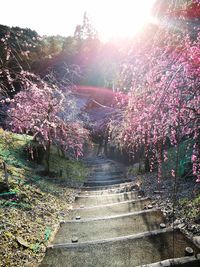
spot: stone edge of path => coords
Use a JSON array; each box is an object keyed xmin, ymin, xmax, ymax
[{"xmin": 136, "ymin": 254, "xmax": 200, "ymax": 267}]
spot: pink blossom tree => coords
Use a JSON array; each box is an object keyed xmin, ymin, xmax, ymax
[
  {"xmin": 0, "ymin": 26, "xmax": 41, "ymax": 98},
  {"xmin": 6, "ymin": 83, "xmax": 89, "ymax": 173},
  {"xmin": 109, "ymin": 4, "xmax": 200, "ymax": 183}
]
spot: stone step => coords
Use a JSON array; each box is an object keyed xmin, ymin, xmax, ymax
[
  {"xmin": 84, "ymin": 179, "xmax": 131, "ymax": 187},
  {"xmin": 87, "ymin": 176, "xmax": 124, "ymax": 181},
  {"xmin": 89, "ymin": 168, "xmax": 122, "ymax": 173},
  {"xmin": 40, "ymin": 156, "xmax": 200, "ymax": 267},
  {"xmin": 90, "ymin": 170, "xmax": 124, "ymax": 176},
  {"xmin": 88, "ymin": 164, "xmax": 122, "ymax": 170},
  {"xmin": 40, "ymin": 229, "xmax": 200, "ymax": 267},
  {"xmin": 74, "ymin": 191, "xmax": 139, "ymax": 207},
  {"xmin": 81, "ymin": 181, "xmax": 136, "ymax": 191},
  {"xmin": 85, "ymin": 158, "xmax": 114, "ymax": 163},
  {"xmin": 86, "ymin": 161, "xmax": 117, "ymax": 167},
  {"xmin": 88, "ymin": 168, "xmax": 122, "ymax": 173},
  {"xmin": 79, "ymin": 187, "xmax": 137, "ymax": 195},
  {"xmin": 79, "ymin": 188, "xmax": 138, "ymax": 197},
  {"xmin": 88, "ymin": 172, "xmax": 124, "ymax": 179},
  {"xmin": 68, "ymin": 198, "xmax": 150, "ymax": 219},
  {"xmin": 53, "ymin": 209, "xmax": 165, "ymax": 244}
]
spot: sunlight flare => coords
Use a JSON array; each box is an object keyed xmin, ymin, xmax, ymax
[{"xmin": 88, "ymin": 0, "xmax": 156, "ymax": 40}]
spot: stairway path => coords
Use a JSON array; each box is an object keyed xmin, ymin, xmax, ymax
[{"xmin": 40, "ymin": 156, "xmax": 200, "ymax": 267}]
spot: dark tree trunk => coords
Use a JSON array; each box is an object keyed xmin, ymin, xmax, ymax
[
  {"xmin": 104, "ymin": 138, "xmax": 108, "ymax": 156},
  {"xmin": 144, "ymin": 156, "xmax": 150, "ymax": 172},
  {"xmin": 45, "ymin": 142, "xmax": 51, "ymax": 174},
  {"xmin": 0, "ymin": 161, "xmax": 9, "ymax": 193},
  {"xmin": 97, "ymin": 138, "xmax": 103, "ymax": 156}
]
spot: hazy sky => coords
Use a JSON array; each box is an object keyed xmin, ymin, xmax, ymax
[{"xmin": 0, "ymin": 0, "xmax": 156, "ymax": 40}]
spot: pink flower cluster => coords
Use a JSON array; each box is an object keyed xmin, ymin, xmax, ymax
[
  {"xmin": 109, "ymin": 22, "xmax": 200, "ymax": 182},
  {"xmin": 7, "ymin": 85, "xmax": 89, "ymax": 158}
]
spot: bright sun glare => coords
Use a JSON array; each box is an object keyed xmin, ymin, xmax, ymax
[
  {"xmin": 1, "ymin": 0, "xmax": 156, "ymax": 40},
  {"xmin": 87, "ymin": 0, "xmax": 156, "ymax": 40}
]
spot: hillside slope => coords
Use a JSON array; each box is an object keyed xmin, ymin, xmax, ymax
[{"xmin": 0, "ymin": 129, "xmax": 87, "ymax": 267}]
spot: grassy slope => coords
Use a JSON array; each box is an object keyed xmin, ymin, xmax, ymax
[{"xmin": 0, "ymin": 129, "xmax": 88, "ymax": 267}]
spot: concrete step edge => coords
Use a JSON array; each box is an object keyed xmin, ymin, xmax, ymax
[
  {"xmin": 61, "ymin": 208, "xmax": 162, "ymax": 223},
  {"xmin": 47, "ymin": 228, "xmax": 173, "ymax": 249},
  {"xmin": 81, "ymin": 181, "xmax": 136, "ymax": 190},
  {"xmin": 76, "ymin": 190, "xmax": 139, "ymax": 199},
  {"xmin": 87, "ymin": 177, "xmax": 125, "ymax": 181},
  {"xmin": 84, "ymin": 180, "xmax": 131, "ymax": 185},
  {"xmin": 72, "ymin": 197, "xmax": 150, "ymax": 210},
  {"xmin": 136, "ymin": 255, "xmax": 200, "ymax": 267}
]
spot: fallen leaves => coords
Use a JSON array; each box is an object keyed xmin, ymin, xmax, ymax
[
  {"xmin": 16, "ymin": 236, "xmax": 30, "ymax": 248},
  {"xmin": 0, "ymin": 180, "xmax": 76, "ymax": 267}
]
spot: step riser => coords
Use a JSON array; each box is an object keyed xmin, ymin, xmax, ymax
[
  {"xmin": 79, "ymin": 188, "xmax": 137, "ymax": 195},
  {"xmin": 90, "ymin": 170, "xmax": 123, "ymax": 175},
  {"xmin": 40, "ymin": 230, "xmax": 200, "ymax": 267},
  {"xmin": 74, "ymin": 191, "xmax": 139, "ymax": 207},
  {"xmin": 68, "ymin": 199, "xmax": 150, "ymax": 219},
  {"xmin": 81, "ymin": 182, "xmax": 136, "ymax": 191},
  {"xmin": 87, "ymin": 175, "xmax": 124, "ymax": 181},
  {"xmin": 90, "ymin": 172, "xmax": 123, "ymax": 176},
  {"xmin": 89, "ymin": 167, "xmax": 122, "ymax": 171},
  {"xmin": 53, "ymin": 210, "xmax": 165, "ymax": 244},
  {"xmin": 86, "ymin": 176, "xmax": 125, "ymax": 183},
  {"xmin": 89, "ymin": 172, "xmax": 123, "ymax": 175},
  {"xmin": 84, "ymin": 180, "xmax": 131, "ymax": 187}
]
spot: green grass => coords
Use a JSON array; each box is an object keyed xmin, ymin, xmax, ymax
[
  {"xmin": 127, "ymin": 162, "xmax": 145, "ymax": 176},
  {"xmin": 0, "ymin": 128, "xmax": 88, "ymax": 196},
  {"xmin": 0, "ymin": 128, "xmax": 32, "ymax": 168},
  {"xmin": 46, "ymin": 145, "xmax": 88, "ymax": 182}
]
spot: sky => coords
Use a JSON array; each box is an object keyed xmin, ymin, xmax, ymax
[{"xmin": 0, "ymin": 0, "xmax": 156, "ymax": 40}]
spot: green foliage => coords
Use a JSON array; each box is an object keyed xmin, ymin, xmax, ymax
[
  {"xmin": 0, "ymin": 200, "xmax": 32, "ymax": 210},
  {"xmin": 41, "ymin": 35, "xmax": 66, "ymax": 56},
  {"xmin": 162, "ymin": 138, "xmax": 194, "ymax": 178},
  {"xmin": 127, "ymin": 162, "xmax": 145, "ymax": 176},
  {"xmin": 44, "ymin": 227, "xmax": 52, "ymax": 242},
  {"xmin": 193, "ymin": 195, "xmax": 200, "ymax": 206},
  {"xmin": 178, "ymin": 195, "xmax": 200, "ymax": 221},
  {"xmin": 0, "ymin": 19, "xmax": 124, "ymax": 91},
  {"xmin": 74, "ymin": 12, "xmax": 98, "ymax": 41},
  {"xmin": 0, "ymin": 129, "xmax": 87, "ymax": 188},
  {"xmin": 44, "ymin": 145, "xmax": 88, "ymax": 182},
  {"xmin": 62, "ymin": 36, "xmax": 77, "ymax": 55},
  {"xmin": 0, "ymin": 129, "xmax": 32, "ymax": 168}
]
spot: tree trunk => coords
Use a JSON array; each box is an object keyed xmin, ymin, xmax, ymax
[
  {"xmin": 104, "ymin": 138, "xmax": 108, "ymax": 156},
  {"xmin": 144, "ymin": 156, "xmax": 150, "ymax": 172},
  {"xmin": 0, "ymin": 161, "xmax": 9, "ymax": 193},
  {"xmin": 97, "ymin": 139, "xmax": 103, "ymax": 156},
  {"xmin": 45, "ymin": 142, "xmax": 51, "ymax": 174}
]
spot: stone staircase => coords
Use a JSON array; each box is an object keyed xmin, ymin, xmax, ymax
[{"xmin": 40, "ymin": 157, "xmax": 200, "ymax": 267}]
